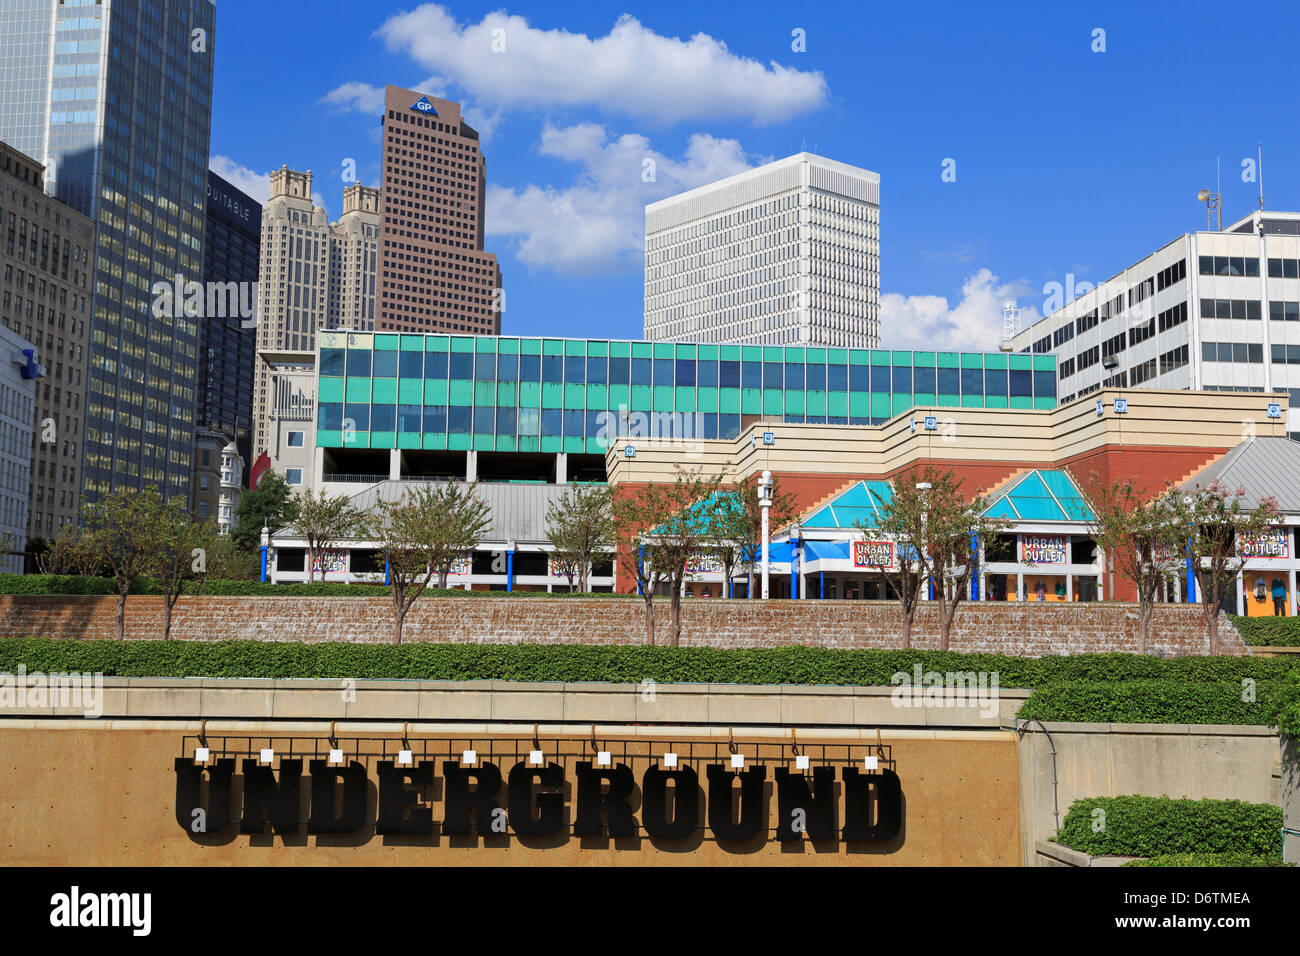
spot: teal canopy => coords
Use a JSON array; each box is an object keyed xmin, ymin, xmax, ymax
[
  {"xmin": 982, "ymin": 469, "xmax": 1093, "ymax": 522},
  {"xmin": 803, "ymin": 480, "xmax": 895, "ymax": 529}
]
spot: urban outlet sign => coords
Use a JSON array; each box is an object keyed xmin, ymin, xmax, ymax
[{"xmin": 174, "ymin": 753, "xmax": 903, "ymax": 846}]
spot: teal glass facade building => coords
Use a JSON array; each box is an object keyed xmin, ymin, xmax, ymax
[{"xmin": 316, "ymin": 331, "xmax": 1058, "ymax": 454}]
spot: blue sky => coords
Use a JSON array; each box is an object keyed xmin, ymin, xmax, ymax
[{"xmin": 210, "ymin": 0, "xmax": 1300, "ymax": 348}]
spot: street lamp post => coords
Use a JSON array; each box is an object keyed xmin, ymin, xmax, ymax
[
  {"xmin": 758, "ymin": 470, "xmax": 773, "ymax": 600},
  {"xmin": 259, "ymin": 525, "xmax": 270, "ymax": 583},
  {"xmin": 917, "ymin": 482, "xmax": 931, "ymax": 601},
  {"xmin": 790, "ymin": 521, "xmax": 802, "ymax": 600}
]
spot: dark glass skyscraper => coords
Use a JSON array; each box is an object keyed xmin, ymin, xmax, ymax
[
  {"xmin": 200, "ymin": 170, "xmax": 258, "ymax": 469},
  {"xmin": 0, "ymin": 0, "xmax": 217, "ymax": 501}
]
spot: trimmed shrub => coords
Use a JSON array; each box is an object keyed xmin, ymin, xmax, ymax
[
  {"xmin": 1230, "ymin": 614, "xmax": 1300, "ymax": 647},
  {"xmin": 1055, "ymin": 795, "xmax": 1282, "ymax": 858},
  {"xmin": 1015, "ymin": 679, "xmax": 1291, "ymax": 726},
  {"xmin": 0, "ymin": 639, "xmax": 1298, "ymax": 690}
]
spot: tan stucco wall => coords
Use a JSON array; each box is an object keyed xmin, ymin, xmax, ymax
[{"xmin": 0, "ymin": 719, "xmax": 1020, "ymax": 866}]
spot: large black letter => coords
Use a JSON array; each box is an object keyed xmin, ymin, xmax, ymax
[
  {"xmin": 442, "ymin": 761, "xmax": 503, "ymax": 836},
  {"xmin": 706, "ymin": 764, "xmax": 766, "ymax": 841},
  {"xmin": 174, "ymin": 757, "xmax": 234, "ymax": 833},
  {"xmin": 641, "ymin": 766, "xmax": 699, "ymax": 839},
  {"xmin": 842, "ymin": 768, "xmax": 902, "ymax": 842},
  {"xmin": 240, "ymin": 758, "xmax": 302, "ymax": 835},
  {"xmin": 376, "ymin": 760, "xmax": 434, "ymax": 835},
  {"xmin": 775, "ymin": 766, "xmax": 837, "ymax": 841},
  {"xmin": 307, "ymin": 760, "xmax": 367, "ymax": 834},
  {"xmin": 507, "ymin": 762, "xmax": 565, "ymax": 837},
  {"xmin": 573, "ymin": 762, "xmax": 637, "ymax": 837}
]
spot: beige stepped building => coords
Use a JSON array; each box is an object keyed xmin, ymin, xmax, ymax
[
  {"xmin": 252, "ymin": 168, "xmax": 379, "ymax": 458},
  {"xmin": 0, "ymin": 141, "xmax": 92, "ymax": 547}
]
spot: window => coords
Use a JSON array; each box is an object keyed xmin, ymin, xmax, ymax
[
  {"xmin": 285, "ymin": 468, "xmax": 303, "ymax": 485},
  {"xmin": 287, "ymin": 431, "xmax": 304, "ymax": 447}
]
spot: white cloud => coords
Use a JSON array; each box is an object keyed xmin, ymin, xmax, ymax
[
  {"xmin": 320, "ymin": 81, "xmax": 387, "ymax": 115},
  {"xmin": 880, "ymin": 269, "xmax": 1041, "ymax": 352},
  {"xmin": 209, "ymin": 156, "xmax": 271, "ymax": 205},
  {"xmin": 485, "ymin": 123, "xmax": 764, "ymax": 274},
  {"xmin": 367, "ymin": 6, "xmax": 827, "ymax": 124}
]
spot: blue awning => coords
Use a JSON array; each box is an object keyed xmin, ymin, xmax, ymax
[{"xmin": 804, "ymin": 540, "xmax": 851, "ymax": 561}]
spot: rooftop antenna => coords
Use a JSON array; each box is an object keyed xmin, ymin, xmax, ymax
[
  {"xmin": 1197, "ymin": 164, "xmax": 1222, "ymax": 232},
  {"xmin": 999, "ymin": 300, "xmax": 1019, "ymax": 352}
]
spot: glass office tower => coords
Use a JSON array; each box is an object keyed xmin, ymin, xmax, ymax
[{"xmin": 0, "ymin": 0, "xmax": 217, "ymax": 501}]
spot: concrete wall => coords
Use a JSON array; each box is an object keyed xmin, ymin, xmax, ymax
[
  {"xmin": 1016, "ymin": 721, "xmax": 1283, "ymax": 866},
  {"xmin": 0, "ymin": 680, "xmax": 1022, "ymax": 866},
  {"xmin": 0, "ymin": 595, "xmax": 1246, "ymax": 656}
]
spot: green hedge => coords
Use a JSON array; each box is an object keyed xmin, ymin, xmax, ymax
[
  {"xmin": 1124, "ymin": 852, "xmax": 1292, "ymax": 867},
  {"xmin": 1230, "ymin": 614, "xmax": 1300, "ymax": 647},
  {"xmin": 0, "ymin": 574, "xmax": 633, "ymax": 598},
  {"xmin": 1055, "ymin": 796, "xmax": 1283, "ymax": 858},
  {"xmin": 1014, "ymin": 679, "xmax": 1294, "ymax": 726},
  {"xmin": 1, "ymin": 639, "xmax": 1299, "ymax": 688}
]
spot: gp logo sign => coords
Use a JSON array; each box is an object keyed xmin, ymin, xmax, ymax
[{"xmin": 411, "ymin": 96, "xmax": 438, "ymax": 116}]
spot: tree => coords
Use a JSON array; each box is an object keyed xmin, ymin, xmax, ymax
[
  {"xmin": 198, "ymin": 534, "xmax": 260, "ymax": 581},
  {"xmin": 361, "ymin": 483, "xmax": 491, "ymax": 643},
  {"xmin": 856, "ymin": 467, "xmax": 1004, "ymax": 650},
  {"xmin": 704, "ymin": 478, "xmax": 799, "ymax": 599},
  {"xmin": 81, "ymin": 489, "xmax": 170, "ymax": 641},
  {"xmin": 38, "ymin": 526, "xmax": 103, "ymax": 576},
  {"xmin": 1169, "ymin": 481, "xmax": 1281, "ymax": 655},
  {"xmin": 150, "ymin": 502, "xmax": 209, "ymax": 639},
  {"xmin": 1081, "ymin": 475, "xmax": 1186, "ymax": 654},
  {"xmin": 545, "ymin": 484, "xmax": 614, "ymax": 593},
  {"xmin": 231, "ymin": 471, "xmax": 299, "ymax": 554},
  {"xmin": 613, "ymin": 467, "xmax": 723, "ymax": 645},
  {"xmin": 294, "ymin": 488, "xmax": 358, "ymax": 582}
]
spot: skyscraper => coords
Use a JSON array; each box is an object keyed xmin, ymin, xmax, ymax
[
  {"xmin": 377, "ymin": 86, "xmax": 502, "ymax": 334},
  {"xmin": 644, "ymin": 153, "xmax": 880, "ymax": 347},
  {"xmin": 252, "ymin": 167, "xmax": 379, "ymax": 458},
  {"xmin": 200, "ymin": 170, "xmax": 259, "ymax": 469},
  {"xmin": 0, "ymin": 141, "xmax": 93, "ymax": 545},
  {"xmin": 0, "ymin": 0, "xmax": 217, "ymax": 502}
]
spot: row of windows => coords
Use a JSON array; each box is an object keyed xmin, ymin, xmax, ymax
[
  {"xmin": 1129, "ymin": 357, "xmax": 1158, "ymax": 386},
  {"xmin": 1200, "ymin": 298, "xmax": 1263, "ymax": 320},
  {"xmin": 1160, "ymin": 344, "xmax": 1190, "ymax": 376},
  {"xmin": 1199, "ymin": 255, "xmax": 1261, "ymax": 278},
  {"xmin": 322, "ymin": 348, "xmax": 1056, "ymax": 397},
  {"xmin": 1268, "ymin": 258, "xmax": 1300, "ymax": 278},
  {"xmin": 1202, "ymin": 341, "xmax": 1264, "ymax": 364},
  {"xmin": 1156, "ymin": 259, "xmax": 1186, "ymax": 291},
  {"xmin": 1270, "ymin": 301, "xmax": 1300, "ymax": 322},
  {"xmin": 1270, "ymin": 344, "xmax": 1300, "ymax": 365},
  {"xmin": 1158, "ymin": 301, "xmax": 1189, "ymax": 333}
]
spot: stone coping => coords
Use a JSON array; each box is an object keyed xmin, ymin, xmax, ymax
[
  {"xmin": 1034, "ymin": 840, "xmax": 1139, "ymax": 867},
  {"xmin": 2, "ymin": 678, "xmax": 1026, "ymax": 727},
  {"xmin": 1013, "ymin": 720, "xmax": 1279, "ymax": 737},
  {"xmin": 0, "ymin": 718, "xmax": 1011, "ymax": 742}
]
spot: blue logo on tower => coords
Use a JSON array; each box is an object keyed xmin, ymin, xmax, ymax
[{"xmin": 411, "ymin": 96, "xmax": 438, "ymax": 116}]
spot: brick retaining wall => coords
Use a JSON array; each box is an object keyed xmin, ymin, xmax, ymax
[{"xmin": 0, "ymin": 595, "xmax": 1245, "ymax": 656}]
